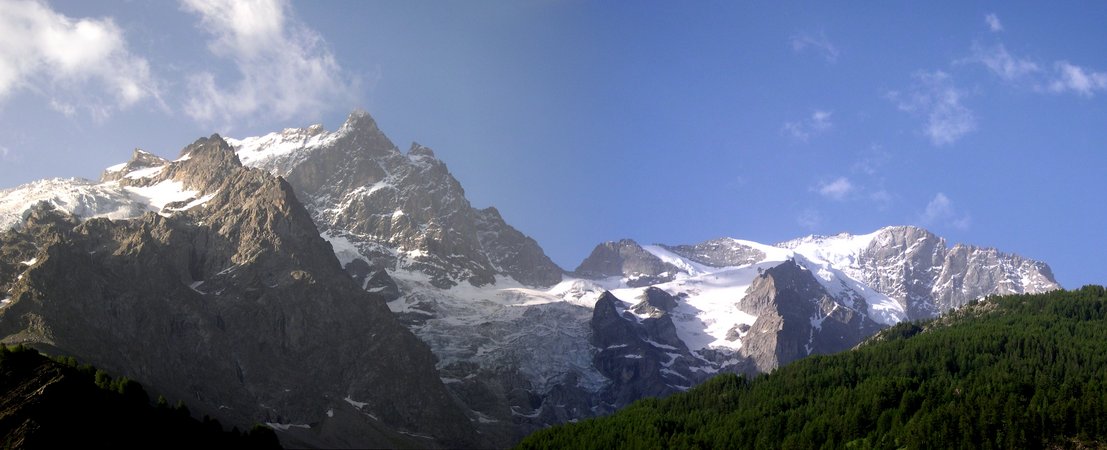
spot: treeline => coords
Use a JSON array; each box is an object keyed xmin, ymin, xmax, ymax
[
  {"xmin": 0, "ymin": 344, "xmax": 280, "ymax": 449},
  {"xmin": 519, "ymin": 286, "xmax": 1107, "ymax": 449}
]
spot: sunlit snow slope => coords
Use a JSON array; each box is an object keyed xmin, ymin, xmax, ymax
[{"xmin": 0, "ymin": 150, "xmax": 216, "ymax": 230}]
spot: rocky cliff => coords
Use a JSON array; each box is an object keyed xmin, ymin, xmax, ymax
[
  {"xmin": 0, "ymin": 136, "xmax": 481, "ymax": 448},
  {"xmin": 780, "ymin": 226, "xmax": 1062, "ymax": 320},
  {"xmin": 0, "ymin": 111, "xmax": 1061, "ymax": 448},
  {"xmin": 229, "ymin": 111, "xmax": 563, "ymax": 290}
]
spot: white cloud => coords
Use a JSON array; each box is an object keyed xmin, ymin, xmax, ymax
[
  {"xmin": 0, "ymin": 0, "xmax": 160, "ymax": 117},
  {"xmin": 985, "ymin": 13, "xmax": 1003, "ymax": 32},
  {"xmin": 782, "ymin": 110, "xmax": 833, "ymax": 142},
  {"xmin": 919, "ymin": 193, "xmax": 971, "ymax": 230},
  {"xmin": 1048, "ymin": 61, "xmax": 1107, "ymax": 97},
  {"xmin": 888, "ymin": 71, "xmax": 976, "ymax": 146},
  {"xmin": 920, "ymin": 193, "xmax": 951, "ymax": 223},
  {"xmin": 180, "ymin": 0, "xmax": 357, "ymax": 126},
  {"xmin": 49, "ymin": 98, "xmax": 77, "ymax": 117},
  {"xmin": 791, "ymin": 32, "xmax": 839, "ymax": 63},
  {"xmin": 969, "ymin": 43, "xmax": 1039, "ymax": 82},
  {"xmin": 816, "ymin": 177, "xmax": 854, "ymax": 201},
  {"xmin": 0, "ymin": 145, "xmax": 10, "ymax": 161},
  {"xmin": 964, "ymin": 41, "xmax": 1107, "ymax": 98}
]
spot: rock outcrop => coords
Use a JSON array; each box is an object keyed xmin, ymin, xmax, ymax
[
  {"xmin": 804, "ymin": 226, "xmax": 1064, "ymax": 319},
  {"xmin": 574, "ymin": 239, "xmax": 681, "ymax": 287},
  {"xmin": 589, "ymin": 291, "xmax": 702, "ymax": 407},
  {"xmin": 738, "ymin": 260, "xmax": 881, "ymax": 372},
  {"xmin": 661, "ymin": 238, "xmax": 766, "ymax": 268},
  {"xmin": 230, "ymin": 111, "xmax": 563, "ymax": 290},
  {"xmin": 0, "ymin": 136, "xmax": 481, "ymax": 448}
]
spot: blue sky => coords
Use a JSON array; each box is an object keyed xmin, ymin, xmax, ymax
[{"xmin": 1, "ymin": 1, "xmax": 1105, "ymax": 288}]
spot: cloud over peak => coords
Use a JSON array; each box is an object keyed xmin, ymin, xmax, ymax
[
  {"xmin": 816, "ymin": 177, "xmax": 854, "ymax": 201},
  {"xmin": 0, "ymin": 0, "xmax": 161, "ymax": 118},
  {"xmin": 888, "ymin": 71, "xmax": 976, "ymax": 146},
  {"xmin": 920, "ymin": 192, "xmax": 971, "ymax": 230},
  {"xmin": 181, "ymin": 0, "xmax": 357, "ymax": 126}
]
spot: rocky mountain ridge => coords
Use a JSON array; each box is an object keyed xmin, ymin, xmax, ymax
[
  {"xmin": 227, "ymin": 111, "xmax": 562, "ymax": 290},
  {"xmin": 0, "ymin": 110, "xmax": 1062, "ymax": 447},
  {"xmin": 221, "ymin": 111, "xmax": 1058, "ymax": 444},
  {"xmin": 0, "ymin": 135, "xmax": 482, "ymax": 448}
]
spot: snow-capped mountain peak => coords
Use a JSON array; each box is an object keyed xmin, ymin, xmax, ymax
[
  {"xmin": 0, "ymin": 111, "xmax": 1061, "ymax": 445},
  {"xmin": 0, "ymin": 144, "xmax": 236, "ymax": 231}
]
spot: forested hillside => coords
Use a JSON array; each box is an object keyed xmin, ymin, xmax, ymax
[
  {"xmin": 519, "ymin": 286, "xmax": 1107, "ymax": 450},
  {"xmin": 0, "ymin": 345, "xmax": 280, "ymax": 449}
]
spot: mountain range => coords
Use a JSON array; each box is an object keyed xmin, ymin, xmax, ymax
[
  {"xmin": 519, "ymin": 286, "xmax": 1107, "ymax": 449},
  {"xmin": 0, "ymin": 110, "xmax": 1060, "ymax": 447}
]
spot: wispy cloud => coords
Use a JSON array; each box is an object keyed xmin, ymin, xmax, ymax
[
  {"xmin": 181, "ymin": 0, "xmax": 357, "ymax": 126},
  {"xmin": 848, "ymin": 145, "xmax": 896, "ymax": 209},
  {"xmin": 985, "ymin": 13, "xmax": 1003, "ymax": 33},
  {"xmin": 851, "ymin": 144, "xmax": 890, "ymax": 176},
  {"xmin": 724, "ymin": 175, "xmax": 747, "ymax": 190},
  {"xmin": 0, "ymin": 144, "xmax": 10, "ymax": 161},
  {"xmin": 919, "ymin": 192, "xmax": 971, "ymax": 230},
  {"xmin": 968, "ymin": 42, "xmax": 1039, "ymax": 82},
  {"xmin": 815, "ymin": 177, "xmax": 854, "ymax": 201},
  {"xmin": 869, "ymin": 189, "xmax": 894, "ymax": 210},
  {"xmin": 812, "ymin": 172, "xmax": 894, "ymax": 209},
  {"xmin": 782, "ymin": 110, "xmax": 833, "ymax": 142},
  {"xmin": 1047, "ymin": 61, "xmax": 1107, "ymax": 97},
  {"xmin": 790, "ymin": 32, "xmax": 839, "ymax": 63},
  {"xmin": 0, "ymin": 0, "xmax": 161, "ymax": 118},
  {"xmin": 965, "ymin": 40, "xmax": 1107, "ymax": 98},
  {"xmin": 887, "ymin": 71, "xmax": 976, "ymax": 146},
  {"xmin": 797, "ymin": 208, "xmax": 822, "ymax": 230}
]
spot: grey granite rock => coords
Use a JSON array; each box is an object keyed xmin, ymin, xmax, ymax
[
  {"xmin": 574, "ymin": 239, "xmax": 681, "ymax": 287},
  {"xmin": 846, "ymin": 226, "xmax": 1061, "ymax": 320},
  {"xmin": 241, "ymin": 111, "xmax": 563, "ymax": 290},
  {"xmin": 661, "ymin": 238, "xmax": 765, "ymax": 268}
]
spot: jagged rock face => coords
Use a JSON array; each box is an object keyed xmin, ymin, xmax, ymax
[
  {"xmin": 630, "ymin": 287, "xmax": 679, "ymax": 316},
  {"xmin": 574, "ymin": 239, "xmax": 680, "ymax": 287},
  {"xmin": 474, "ymin": 207, "xmax": 562, "ymax": 287},
  {"xmin": 661, "ymin": 238, "xmax": 765, "ymax": 267},
  {"xmin": 932, "ymin": 245, "xmax": 1058, "ymax": 312},
  {"xmin": 850, "ymin": 226, "xmax": 1061, "ymax": 319},
  {"xmin": 0, "ymin": 110, "xmax": 1067, "ymax": 448},
  {"xmin": 99, "ymin": 149, "xmax": 168, "ymax": 182},
  {"xmin": 0, "ymin": 137, "xmax": 481, "ymax": 448},
  {"xmin": 229, "ymin": 111, "xmax": 562, "ymax": 289},
  {"xmin": 589, "ymin": 292, "xmax": 702, "ymax": 408},
  {"xmin": 847, "ymin": 226, "xmax": 948, "ymax": 318},
  {"xmin": 386, "ymin": 282, "xmax": 603, "ymax": 446},
  {"xmin": 738, "ymin": 260, "xmax": 881, "ymax": 372}
]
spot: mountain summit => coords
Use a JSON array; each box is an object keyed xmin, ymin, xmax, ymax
[
  {"xmin": 219, "ymin": 111, "xmax": 1058, "ymax": 443},
  {"xmin": 0, "ymin": 133, "xmax": 481, "ymax": 448},
  {"xmin": 0, "ymin": 110, "xmax": 1060, "ymax": 447},
  {"xmin": 228, "ymin": 110, "xmax": 563, "ymax": 290}
]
